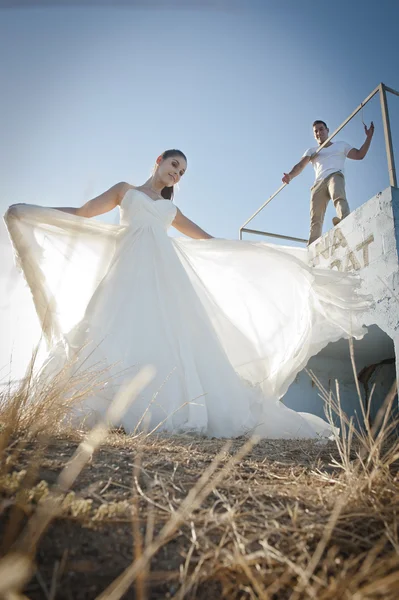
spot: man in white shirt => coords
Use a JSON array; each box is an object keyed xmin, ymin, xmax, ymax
[{"xmin": 282, "ymin": 120, "xmax": 374, "ymax": 245}]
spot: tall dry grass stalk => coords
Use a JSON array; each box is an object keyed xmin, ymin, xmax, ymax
[
  {"xmin": 0, "ymin": 359, "xmax": 155, "ymax": 599},
  {"xmin": 96, "ymin": 436, "xmax": 258, "ymax": 600}
]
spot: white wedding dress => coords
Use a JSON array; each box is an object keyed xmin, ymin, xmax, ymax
[{"xmin": 4, "ymin": 189, "xmax": 370, "ymax": 438}]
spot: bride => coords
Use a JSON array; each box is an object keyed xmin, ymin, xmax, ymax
[{"xmin": 4, "ymin": 149, "xmax": 370, "ymax": 438}]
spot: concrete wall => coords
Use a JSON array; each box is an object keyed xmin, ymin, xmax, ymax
[{"xmin": 283, "ymin": 187, "xmax": 399, "ymax": 428}]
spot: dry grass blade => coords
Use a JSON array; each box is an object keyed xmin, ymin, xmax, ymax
[
  {"xmin": 14, "ymin": 366, "xmax": 155, "ymax": 554},
  {"xmin": 291, "ymin": 492, "xmax": 349, "ymax": 599},
  {"xmin": 96, "ymin": 436, "xmax": 258, "ymax": 600},
  {"xmin": 131, "ymin": 450, "xmax": 146, "ymax": 600},
  {"xmin": 352, "ymin": 569, "xmax": 399, "ymax": 598},
  {"xmin": 231, "ymin": 546, "xmax": 269, "ymax": 599},
  {"xmin": 0, "ymin": 552, "xmax": 34, "ymax": 599}
]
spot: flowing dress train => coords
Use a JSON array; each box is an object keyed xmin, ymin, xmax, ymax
[{"xmin": 4, "ymin": 189, "xmax": 370, "ymax": 438}]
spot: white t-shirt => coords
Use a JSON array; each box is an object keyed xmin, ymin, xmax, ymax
[{"xmin": 303, "ymin": 141, "xmax": 353, "ymax": 184}]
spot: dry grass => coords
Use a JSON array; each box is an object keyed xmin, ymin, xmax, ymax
[{"xmin": 0, "ymin": 349, "xmax": 398, "ymax": 599}]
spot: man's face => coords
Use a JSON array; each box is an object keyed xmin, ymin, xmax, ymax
[{"xmin": 313, "ymin": 123, "xmax": 329, "ymax": 145}]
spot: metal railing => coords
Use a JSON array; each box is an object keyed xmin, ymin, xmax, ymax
[{"xmin": 239, "ymin": 82, "xmax": 399, "ymax": 242}]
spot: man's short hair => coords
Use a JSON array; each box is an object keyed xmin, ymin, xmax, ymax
[{"xmin": 313, "ymin": 120, "xmax": 328, "ymax": 129}]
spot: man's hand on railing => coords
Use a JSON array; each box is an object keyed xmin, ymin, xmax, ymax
[
  {"xmin": 282, "ymin": 157, "xmax": 310, "ymax": 185},
  {"xmin": 282, "ymin": 173, "xmax": 291, "ymax": 184}
]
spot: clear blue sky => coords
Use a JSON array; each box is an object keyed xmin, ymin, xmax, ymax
[{"xmin": 1, "ymin": 0, "xmax": 398, "ymax": 248}]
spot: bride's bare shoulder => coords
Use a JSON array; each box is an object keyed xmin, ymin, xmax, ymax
[{"xmin": 115, "ymin": 182, "xmax": 135, "ymax": 204}]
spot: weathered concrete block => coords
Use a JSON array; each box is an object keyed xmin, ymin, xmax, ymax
[{"xmin": 284, "ymin": 187, "xmax": 399, "ymax": 427}]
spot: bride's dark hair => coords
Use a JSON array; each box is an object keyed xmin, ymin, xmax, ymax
[{"xmin": 158, "ymin": 149, "xmax": 187, "ymax": 200}]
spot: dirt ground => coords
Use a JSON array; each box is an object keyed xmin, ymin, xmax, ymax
[{"xmin": 1, "ymin": 433, "xmax": 398, "ymax": 600}]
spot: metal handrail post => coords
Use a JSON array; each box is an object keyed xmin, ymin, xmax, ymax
[
  {"xmin": 241, "ymin": 227, "xmax": 308, "ymax": 243},
  {"xmin": 383, "ymin": 84, "xmax": 399, "ymax": 98},
  {"xmin": 379, "ymin": 83, "xmax": 398, "ymax": 188},
  {"xmin": 239, "ymin": 183, "xmax": 286, "ymax": 239}
]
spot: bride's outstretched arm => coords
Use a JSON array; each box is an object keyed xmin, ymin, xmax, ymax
[
  {"xmin": 53, "ymin": 182, "xmax": 131, "ymax": 217},
  {"xmin": 172, "ymin": 208, "xmax": 213, "ymax": 239}
]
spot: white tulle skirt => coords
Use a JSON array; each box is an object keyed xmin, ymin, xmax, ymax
[{"xmin": 3, "ymin": 203, "xmax": 370, "ymax": 438}]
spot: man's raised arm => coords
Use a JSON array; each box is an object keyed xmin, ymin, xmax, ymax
[{"xmin": 347, "ymin": 122, "xmax": 375, "ymax": 161}]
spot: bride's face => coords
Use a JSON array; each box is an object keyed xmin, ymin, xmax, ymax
[{"xmin": 157, "ymin": 155, "xmax": 187, "ymax": 186}]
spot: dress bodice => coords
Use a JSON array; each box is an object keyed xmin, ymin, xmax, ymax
[{"xmin": 120, "ymin": 188, "xmax": 177, "ymax": 230}]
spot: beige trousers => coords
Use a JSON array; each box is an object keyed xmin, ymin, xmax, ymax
[{"xmin": 308, "ymin": 171, "xmax": 350, "ymax": 245}]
